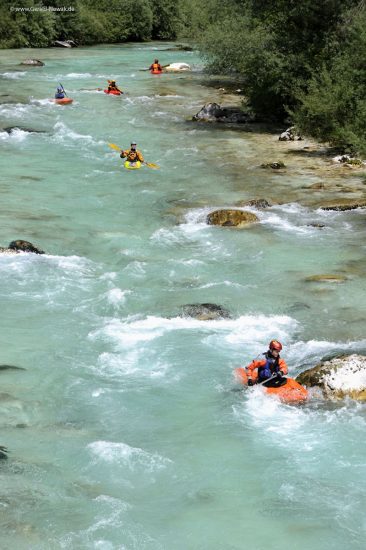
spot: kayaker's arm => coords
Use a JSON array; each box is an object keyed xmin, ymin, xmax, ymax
[
  {"xmin": 120, "ymin": 150, "xmax": 127, "ymax": 158},
  {"xmin": 278, "ymin": 358, "xmax": 288, "ymax": 376},
  {"xmin": 137, "ymin": 150, "xmax": 144, "ymax": 162},
  {"xmin": 245, "ymin": 358, "xmax": 266, "ymax": 384}
]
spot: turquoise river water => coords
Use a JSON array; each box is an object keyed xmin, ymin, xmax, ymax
[{"xmin": 0, "ymin": 43, "xmax": 366, "ymax": 549}]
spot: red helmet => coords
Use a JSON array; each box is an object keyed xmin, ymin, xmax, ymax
[{"xmin": 269, "ymin": 340, "xmax": 282, "ymax": 351}]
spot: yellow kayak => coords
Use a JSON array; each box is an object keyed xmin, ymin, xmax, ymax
[{"xmin": 124, "ymin": 160, "xmax": 141, "ymax": 170}]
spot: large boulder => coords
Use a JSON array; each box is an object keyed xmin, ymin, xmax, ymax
[
  {"xmin": 181, "ymin": 303, "xmax": 232, "ymax": 320},
  {"xmin": 279, "ymin": 126, "xmax": 302, "ymax": 141},
  {"xmin": 297, "ymin": 354, "xmax": 366, "ymax": 400},
  {"xmin": 164, "ymin": 62, "xmax": 191, "ymax": 72},
  {"xmin": 20, "ymin": 59, "xmax": 44, "ymax": 66},
  {"xmin": 53, "ymin": 40, "xmax": 76, "ymax": 48},
  {"xmin": 0, "ymin": 240, "xmax": 44, "ymax": 255},
  {"xmin": 193, "ymin": 103, "xmax": 252, "ymax": 123},
  {"xmin": 207, "ymin": 209, "xmax": 259, "ymax": 227}
]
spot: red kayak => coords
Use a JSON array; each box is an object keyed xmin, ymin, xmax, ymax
[
  {"xmin": 104, "ymin": 89, "xmax": 122, "ymax": 95},
  {"xmin": 234, "ymin": 367, "xmax": 308, "ymax": 404},
  {"xmin": 54, "ymin": 98, "xmax": 73, "ymax": 105},
  {"xmin": 150, "ymin": 69, "xmax": 162, "ymax": 75}
]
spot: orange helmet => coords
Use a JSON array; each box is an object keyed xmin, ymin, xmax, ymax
[{"xmin": 269, "ymin": 340, "xmax": 282, "ymax": 351}]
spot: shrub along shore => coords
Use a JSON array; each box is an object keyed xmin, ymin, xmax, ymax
[{"xmin": 1, "ymin": 0, "xmax": 366, "ymax": 155}]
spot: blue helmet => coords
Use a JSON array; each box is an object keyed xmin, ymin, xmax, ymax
[{"xmin": 57, "ymin": 86, "xmax": 63, "ymax": 92}]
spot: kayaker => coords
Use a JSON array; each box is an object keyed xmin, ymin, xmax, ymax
[
  {"xmin": 245, "ymin": 340, "xmax": 288, "ymax": 386},
  {"xmin": 120, "ymin": 141, "xmax": 144, "ymax": 163},
  {"xmin": 55, "ymin": 85, "xmax": 65, "ymax": 99},
  {"xmin": 149, "ymin": 59, "xmax": 162, "ymax": 72},
  {"xmin": 107, "ymin": 79, "xmax": 122, "ymax": 93}
]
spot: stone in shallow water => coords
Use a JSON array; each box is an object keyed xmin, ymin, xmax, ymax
[
  {"xmin": 207, "ymin": 209, "xmax": 259, "ymax": 227},
  {"xmin": 181, "ymin": 303, "xmax": 232, "ymax": 320},
  {"xmin": 20, "ymin": 59, "xmax": 44, "ymax": 66},
  {"xmin": 304, "ymin": 274, "xmax": 347, "ymax": 283}
]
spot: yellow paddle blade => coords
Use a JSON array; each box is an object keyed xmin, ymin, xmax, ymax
[
  {"xmin": 108, "ymin": 143, "xmax": 122, "ymax": 152},
  {"xmin": 145, "ymin": 162, "xmax": 160, "ymax": 169}
]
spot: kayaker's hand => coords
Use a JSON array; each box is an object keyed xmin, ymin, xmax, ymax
[
  {"xmin": 277, "ymin": 370, "xmax": 284, "ymax": 378},
  {"xmin": 247, "ymin": 378, "xmax": 253, "ymax": 386}
]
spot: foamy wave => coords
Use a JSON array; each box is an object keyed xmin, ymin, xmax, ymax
[
  {"xmin": 89, "ymin": 314, "xmax": 297, "ymax": 353},
  {"xmin": 52, "ymin": 122, "xmax": 104, "ymax": 146},
  {"xmin": 286, "ymin": 339, "xmax": 366, "ymax": 369},
  {"xmin": 1, "ymin": 71, "xmax": 26, "ymax": 79},
  {"xmin": 105, "ymin": 288, "xmax": 131, "ymax": 306},
  {"xmin": 0, "ymin": 128, "xmax": 31, "ymax": 142},
  {"xmin": 97, "ymin": 351, "xmax": 170, "ymax": 378},
  {"xmin": 88, "ymin": 440, "xmax": 171, "ymax": 471},
  {"xmin": 65, "ymin": 72, "xmax": 92, "ymax": 78}
]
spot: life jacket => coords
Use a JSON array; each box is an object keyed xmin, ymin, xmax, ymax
[
  {"xmin": 152, "ymin": 63, "xmax": 161, "ymax": 72},
  {"xmin": 127, "ymin": 149, "xmax": 139, "ymax": 161},
  {"xmin": 258, "ymin": 353, "xmax": 280, "ymax": 381},
  {"xmin": 55, "ymin": 92, "xmax": 65, "ymax": 99}
]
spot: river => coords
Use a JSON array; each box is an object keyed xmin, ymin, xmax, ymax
[{"xmin": 0, "ymin": 42, "xmax": 365, "ymax": 549}]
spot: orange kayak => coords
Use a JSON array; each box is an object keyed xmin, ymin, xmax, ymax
[
  {"xmin": 104, "ymin": 89, "xmax": 122, "ymax": 95},
  {"xmin": 54, "ymin": 98, "xmax": 73, "ymax": 105},
  {"xmin": 234, "ymin": 367, "xmax": 308, "ymax": 404}
]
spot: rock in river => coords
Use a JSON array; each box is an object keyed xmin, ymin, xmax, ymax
[
  {"xmin": 207, "ymin": 209, "xmax": 259, "ymax": 227},
  {"xmin": 297, "ymin": 354, "xmax": 366, "ymax": 400}
]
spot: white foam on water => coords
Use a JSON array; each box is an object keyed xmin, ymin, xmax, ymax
[
  {"xmin": 90, "ymin": 314, "xmax": 297, "ymax": 355},
  {"xmin": 122, "ymin": 260, "xmax": 147, "ymax": 278},
  {"xmin": 0, "ymin": 128, "xmax": 30, "ymax": 142},
  {"xmin": 286, "ymin": 339, "xmax": 366, "ymax": 368},
  {"xmin": 52, "ymin": 121, "xmax": 104, "ymax": 146},
  {"xmin": 198, "ymin": 280, "xmax": 255, "ymax": 291},
  {"xmin": 88, "ymin": 440, "xmax": 171, "ymax": 471},
  {"xmin": 0, "ymin": 102, "xmax": 32, "ymax": 118},
  {"xmin": 1, "ymin": 71, "xmax": 27, "ymax": 79},
  {"xmin": 105, "ymin": 288, "xmax": 131, "ymax": 306},
  {"xmin": 167, "ymin": 258, "xmax": 205, "ymax": 267},
  {"xmin": 65, "ymin": 72, "xmax": 93, "ymax": 78},
  {"xmin": 97, "ymin": 351, "xmax": 171, "ymax": 379},
  {"xmin": 203, "ymin": 314, "xmax": 297, "ymax": 353}
]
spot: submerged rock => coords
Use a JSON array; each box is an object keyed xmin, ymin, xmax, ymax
[
  {"xmin": 332, "ymin": 154, "xmax": 364, "ymax": 166},
  {"xmin": 0, "ymin": 364, "xmax": 26, "ymax": 371},
  {"xmin": 0, "ymin": 445, "xmax": 8, "ymax": 459},
  {"xmin": 260, "ymin": 161, "xmax": 286, "ymax": 169},
  {"xmin": 192, "ymin": 103, "xmax": 252, "ymax": 123},
  {"xmin": 2, "ymin": 126, "xmax": 46, "ymax": 134},
  {"xmin": 181, "ymin": 303, "xmax": 232, "ymax": 320},
  {"xmin": 207, "ymin": 209, "xmax": 259, "ymax": 227},
  {"xmin": 235, "ymin": 199, "xmax": 272, "ymax": 209},
  {"xmin": 304, "ymin": 274, "xmax": 347, "ymax": 283},
  {"xmin": 20, "ymin": 59, "xmax": 44, "ymax": 66},
  {"xmin": 297, "ymin": 354, "xmax": 366, "ymax": 400},
  {"xmin": 0, "ymin": 240, "xmax": 44, "ymax": 255},
  {"xmin": 320, "ymin": 200, "xmax": 366, "ymax": 211}
]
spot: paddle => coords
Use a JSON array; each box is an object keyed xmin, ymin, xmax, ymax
[
  {"xmin": 108, "ymin": 143, "xmax": 160, "ymax": 169},
  {"xmin": 139, "ymin": 63, "xmax": 170, "ymax": 72},
  {"xmin": 259, "ymin": 373, "xmax": 287, "ymax": 388},
  {"xmin": 59, "ymin": 83, "xmax": 67, "ymax": 97}
]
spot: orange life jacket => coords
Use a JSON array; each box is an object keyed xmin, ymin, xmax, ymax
[{"xmin": 152, "ymin": 63, "xmax": 161, "ymax": 72}]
